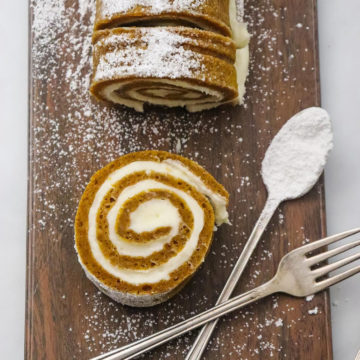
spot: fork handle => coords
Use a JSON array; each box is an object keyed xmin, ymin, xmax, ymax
[
  {"xmin": 92, "ymin": 280, "xmax": 276, "ymax": 360},
  {"xmin": 185, "ymin": 197, "xmax": 280, "ymax": 360}
]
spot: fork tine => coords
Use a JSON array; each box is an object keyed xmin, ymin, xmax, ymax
[
  {"xmin": 299, "ymin": 228, "xmax": 360, "ymax": 254},
  {"xmin": 312, "ymin": 251, "xmax": 360, "ymax": 278},
  {"xmin": 315, "ymin": 263, "xmax": 360, "ymax": 291},
  {"xmin": 307, "ymin": 238, "xmax": 360, "ymax": 266}
]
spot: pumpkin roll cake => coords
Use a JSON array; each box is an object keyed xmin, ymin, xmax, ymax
[
  {"xmin": 75, "ymin": 151, "xmax": 229, "ymax": 307},
  {"xmin": 90, "ymin": 26, "xmax": 249, "ymax": 112}
]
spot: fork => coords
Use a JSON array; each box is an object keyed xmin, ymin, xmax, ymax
[{"xmin": 92, "ymin": 228, "xmax": 360, "ymax": 360}]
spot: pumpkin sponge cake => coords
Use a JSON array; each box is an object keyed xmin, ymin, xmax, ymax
[{"xmin": 75, "ymin": 150, "xmax": 229, "ymax": 307}]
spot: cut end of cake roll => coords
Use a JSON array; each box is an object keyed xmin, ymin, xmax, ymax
[
  {"xmin": 90, "ymin": 27, "xmax": 243, "ymax": 112},
  {"xmin": 75, "ymin": 151, "xmax": 229, "ymax": 307}
]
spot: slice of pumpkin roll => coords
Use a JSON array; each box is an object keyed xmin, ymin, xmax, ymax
[
  {"xmin": 94, "ymin": 0, "xmax": 250, "ymax": 49},
  {"xmin": 90, "ymin": 27, "xmax": 248, "ymax": 112},
  {"xmin": 75, "ymin": 150, "xmax": 229, "ymax": 307}
]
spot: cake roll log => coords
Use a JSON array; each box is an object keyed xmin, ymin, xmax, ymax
[
  {"xmin": 90, "ymin": 27, "xmax": 247, "ymax": 112},
  {"xmin": 94, "ymin": 0, "xmax": 250, "ymax": 48},
  {"xmin": 75, "ymin": 151, "xmax": 229, "ymax": 307}
]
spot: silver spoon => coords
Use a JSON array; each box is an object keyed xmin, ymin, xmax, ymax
[{"xmin": 185, "ymin": 107, "xmax": 333, "ymax": 359}]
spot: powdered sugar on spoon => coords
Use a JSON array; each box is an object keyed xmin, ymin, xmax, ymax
[{"xmin": 262, "ymin": 107, "xmax": 333, "ymax": 202}]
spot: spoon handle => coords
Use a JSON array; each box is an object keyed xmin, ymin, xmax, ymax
[{"xmin": 185, "ymin": 197, "xmax": 280, "ymax": 360}]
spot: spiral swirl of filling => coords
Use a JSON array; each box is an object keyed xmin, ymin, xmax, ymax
[
  {"xmin": 91, "ymin": 27, "xmax": 243, "ymax": 112},
  {"xmin": 75, "ymin": 151, "xmax": 229, "ymax": 306}
]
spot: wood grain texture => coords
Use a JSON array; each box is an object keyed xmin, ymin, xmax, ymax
[{"xmin": 26, "ymin": 0, "xmax": 333, "ymax": 359}]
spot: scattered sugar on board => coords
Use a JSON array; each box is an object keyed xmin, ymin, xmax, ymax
[
  {"xmin": 308, "ymin": 307, "xmax": 319, "ymax": 315},
  {"xmin": 30, "ymin": 0, "xmax": 323, "ymax": 358}
]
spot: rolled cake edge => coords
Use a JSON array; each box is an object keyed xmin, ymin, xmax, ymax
[
  {"xmin": 94, "ymin": 0, "xmax": 233, "ymax": 38},
  {"xmin": 90, "ymin": 78, "xmax": 238, "ymax": 113},
  {"xmin": 94, "ymin": 13, "xmax": 232, "ymax": 39},
  {"xmin": 229, "ymin": 0, "xmax": 250, "ymax": 49},
  {"xmin": 186, "ymin": 45, "xmax": 249, "ymax": 112}
]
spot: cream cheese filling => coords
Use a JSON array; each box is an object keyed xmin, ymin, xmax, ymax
[
  {"xmin": 107, "ymin": 181, "xmax": 182, "ymax": 257},
  {"xmin": 129, "ymin": 198, "xmax": 179, "ymax": 233},
  {"xmin": 186, "ymin": 46, "xmax": 249, "ymax": 111},
  {"xmin": 163, "ymin": 159, "xmax": 229, "ymax": 225},
  {"xmin": 235, "ymin": 45, "xmax": 249, "ymax": 104},
  {"xmin": 229, "ymin": 0, "xmax": 250, "ymax": 49}
]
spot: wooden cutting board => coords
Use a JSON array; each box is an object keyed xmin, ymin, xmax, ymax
[{"xmin": 26, "ymin": 0, "xmax": 333, "ymax": 359}]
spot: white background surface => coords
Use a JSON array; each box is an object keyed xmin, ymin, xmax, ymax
[{"xmin": 0, "ymin": 0, "xmax": 359, "ymax": 359}]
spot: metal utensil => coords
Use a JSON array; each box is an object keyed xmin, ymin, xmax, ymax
[
  {"xmin": 91, "ymin": 228, "xmax": 360, "ymax": 360},
  {"xmin": 185, "ymin": 107, "xmax": 333, "ymax": 359}
]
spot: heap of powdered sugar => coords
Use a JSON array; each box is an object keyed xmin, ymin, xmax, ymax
[
  {"xmin": 262, "ymin": 107, "xmax": 333, "ymax": 201},
  {"xmin": 94, "ymin": 28, "xmax": 202, "ymax": 81},
  {"xmin": 100, "ymin": 0, "xmax": 204, "ymax": 18}
]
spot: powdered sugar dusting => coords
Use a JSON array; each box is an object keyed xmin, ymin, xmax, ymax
[{"xmin": 94, "ymin": 29, "xmax": 202, "ymax": 81}]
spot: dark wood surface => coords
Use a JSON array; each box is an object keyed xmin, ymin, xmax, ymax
[{"xmin": 26, "ymin": 0, "xmax": 333, "ymax": 359}]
